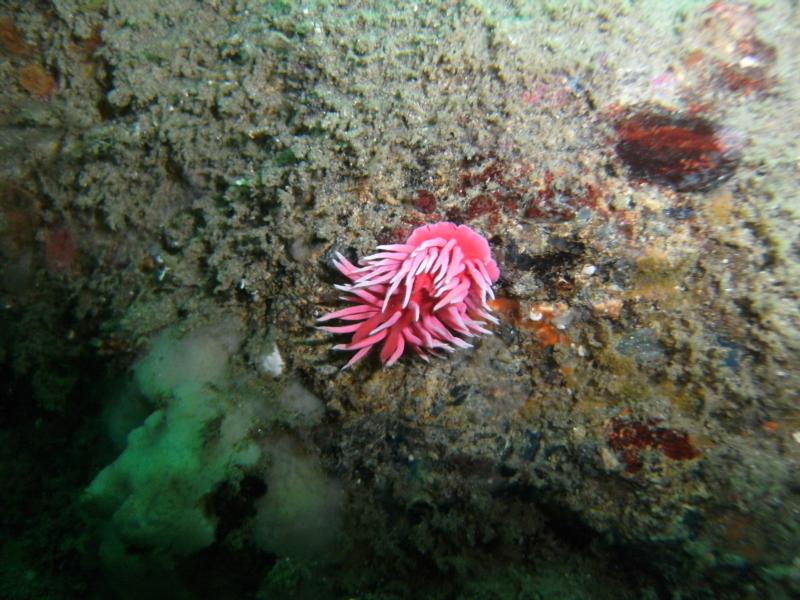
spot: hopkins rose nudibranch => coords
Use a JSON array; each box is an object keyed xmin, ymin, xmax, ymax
[{"xmin": 318, "ymin": 221, "xmax": 501, "ymax": 369}]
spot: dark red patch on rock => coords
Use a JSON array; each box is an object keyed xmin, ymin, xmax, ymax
[
  {"xmin": 466, "ymin": 194, "xmax": 497, "ymax": 219},
  {"xmin": 45, "ymin": 227, "xmax": 78, "ymax": 275},
  {"xmin": 614, "ymin": 107, "xmax": 740, "ymax": 192},
  {"xmin": 413, "ymin": 190, "xmax": 437, "ymax": 213},
  {"xmin": 608, "ymin": 417, "xmax": 700, "ymax": 473}
]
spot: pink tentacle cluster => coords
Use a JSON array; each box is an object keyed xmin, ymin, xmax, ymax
[{"xmin": 318, "ymin": 222, "xmax": 501, "ymax": 369}]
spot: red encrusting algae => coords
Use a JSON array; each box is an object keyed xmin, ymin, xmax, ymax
[
  {"xmin": 318, "ymin": 222, "xmax": 500, "ymax": 369},
  {"xmin": 613, "ymin": 106, "xmax": 741, "ymax": 192},
  {"xmin": 608, "ymin": 417, "xmax": 701, "ymax": 473}
]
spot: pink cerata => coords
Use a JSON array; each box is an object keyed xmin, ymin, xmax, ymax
[{"xmin": 318, "ymin": 221, "xmax": 501, "ymax": 368}]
